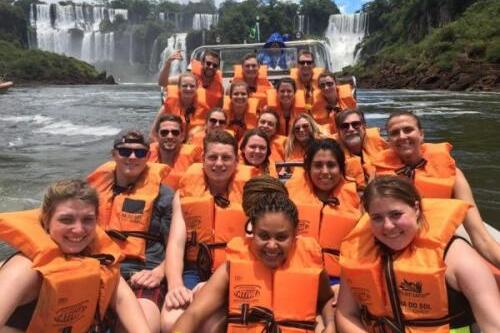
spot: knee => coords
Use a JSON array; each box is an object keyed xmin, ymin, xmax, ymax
[
  {"xmin": 139, "ymin": 299, "xmax": 161, "ymax": 333},
  {"xmin": 160, "ymin": 308, "xmax": 183, "ymax": 333}
]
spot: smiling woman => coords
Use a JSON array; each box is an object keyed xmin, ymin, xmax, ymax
[{"xmin": 0, "ymin": 179, "xmax": 151, "ymax": 333}]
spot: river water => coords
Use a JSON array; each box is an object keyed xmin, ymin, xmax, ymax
[{"xmin": 1, "ymin": 85, "xmax": 499, "ymax": 256}]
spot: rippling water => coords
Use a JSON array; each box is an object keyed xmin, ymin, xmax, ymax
[{"xmin": 1, "ymin": 85, "xmax": 499, "ymax": 256}]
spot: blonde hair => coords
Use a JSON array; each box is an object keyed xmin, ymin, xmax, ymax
[{"xmin": 284, "ymin": 113, "xmax": 326, "ymax": 159}]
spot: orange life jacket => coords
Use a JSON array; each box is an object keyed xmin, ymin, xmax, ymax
[
  {"xmin": 163, "ymin": 85, "xmax": 209, "ymax": 133},
  {"xmin": 232, "ymin": 64, "xmax": 272, "ymax": 105},
  {"xmin": 290, "ymin": 67, "xmax": 325, "ymax": 105},
  {"xmin": 265, "ymin": 88, "xmax": 306, "ymax": 136},
  {"xmin": 286, "ymin": 170, "xmax": 361, "ymax": 277},
  {"xmin": 372, "ymin": 143, "xmax": 456, "ymax": 198},
  {"xmin": 227, "ymin": 236, "xmax": 323, "ymax": 333},
  {"xmin": 223, "ymin": 95, "xmax": 260, "ymax": 141},
  {"xmin": 269, "ymin": 135, "xmax": 286, "ymax": 165},
  {"xmin": 310, "ymin": 85, "xmax": 357, "ymax": 133},
  {"xmin": 178, "ymin": 163, "xmax": 256, "ymax": 278},
  {"xmin": 148, "ymin": 142, "xmax": 202, "ymax": 189},
  {"xmin": 87, "ymin": 161, "xmax": 168, "ymax": 260},
  {"xmin": 0, "ymin": 209, "xmax": 122, "ymax": 333},
  {"xmin": 340, "ymin": 198, "xmax": 471, "ymax": 333},
  {"xmin": 190, "ymin": 59, "xmax": 224, "ymax": 108}
]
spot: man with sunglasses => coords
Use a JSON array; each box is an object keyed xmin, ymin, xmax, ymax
[
  {"xmin": 333, "ymin": 109, "xmax": 387, "ymax": 189},
  {"xmin": 88, "ymin": 128, "xmax": 175, "ymax": 333},
  {"xmin": 148, "ymin": 115, "xmax": 202, "ymax": 189},
  {"xmin": 290, "ymin": 50, "xmax": 324, "ymax": 105},
  {"xmin": 158, "ymin": 49, "xmax": 223, "ymax": 109}
]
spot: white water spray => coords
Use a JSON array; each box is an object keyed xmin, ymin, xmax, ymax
[
  {"xmin": 324, "ymin": 13, "xmax": 367, "ymax": 72},
  {"xmin": 192, "ymin": 14, "xmax": 218, "ymax": 30}
]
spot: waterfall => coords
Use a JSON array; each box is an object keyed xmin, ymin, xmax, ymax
[
  {"xmin": 158, "ymin": 33, "xmax": 188, "ymax": 76},
  {"xmin": 298, "ymin": 14, "xmax": 305, "ymax": 32},
  {"xmin": 30, "ymin": 2, "xmax": 128, "ymax": 64},
  {"xmin": 192, "ymin": 14, "xmax": 218, "ymax": 31},
  {"xmin": 324, "ymin": 13, "xmax": 367, "ymax": 72}
]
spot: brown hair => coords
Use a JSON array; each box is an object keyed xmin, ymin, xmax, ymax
[
  {"xmin": 205, "ymin": 107, "xmax": 227, "ymax": 122},
  {"xmin": 201, "ymin": 49, "xmax": 220, "ymax": 63},
  {"xmin": 318, "ymin": 72, "xmax": 336, "ymax": 84},
  {"xmin": 155, "ymin": 114, "xmax": 184, "ymax": 133},
  {"xmin": 276, "ymin": 77, "xmax": 296, "ymax": 92},
  {"xmin": 284, "ymin": 113, "xmax": 325, "ymax": 159},
  {"xmin": 40, "ymin": 179, "xmax": 99, "ymax": 230},
  {"xmin": 177, "ymin": 72, "xmax": 198, "ymax": 89},
  {"xmin": 241, "ymin": 53, "xmax": 258, "ymax": 65},
  {"xmin": 203, "ymin": 129, "xmax": 238, "ymax": 157},
  {"xmin": 298, "ymin": 49, "xmax": 315, "ymax": 62},
  {"xmin": 229, "ymin": 80, "xmax": 250, "ymax": 96},
  {"xmin": 386, "ymin": 111, "xmax": 422, "ymax": 130},
  {"xmin": 258, "ymin": 110, "xmax": 280, "ymax": 136},
  {"xmin": 239, "ymin": 128, "xmax": 271, "ymax": 173},
  {"xmin": 335, "ymin": 109, "xmax": 366, "ymax": 129}
]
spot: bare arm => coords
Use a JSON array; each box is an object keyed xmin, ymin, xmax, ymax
[
  {"xmin": 453, "ymin": 167, "xmax": 500, "ymax": 266},
  {"xmin": 158, "ymin": 50, "xmax": 183, "ymax": 87},
  {"xmin": 171, "ymin": 263, "xmax": 229, "ymax": 333},
  {"xmin": 335, "ymin": 280, "xmax": 368, "ymax": 333},
  {"xmin": 317, "ymin": 271, "xmax": 335, "ymax": 333},
  {"xmin": 0, "ymin": 255, "xmax": 40, "ymax": 328},
  {"xmin": 164, "ymin": 191, "xmax": 192, "ymax": 309},
  {"xmin": 111, "ymin": 276, "xmax": 152, "ymax": 333},
  {"xmin": 445, "ymin": 238, "xmax": 500, "ymax": 332}
]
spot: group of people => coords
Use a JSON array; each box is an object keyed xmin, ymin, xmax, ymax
[{"xmin": 0, "ymin": 46, "xmax": 499, "ymax": 333}]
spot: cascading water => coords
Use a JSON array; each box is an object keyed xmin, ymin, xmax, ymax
[
  {"xmin": 30, "ymin": 2, "xmax": 128, "ymax": 64},
  {"xmin": 192, "ymin": 14, "xmax": 219, "ymax": 31},
  {"xmin": 324, "ymin": 13, "xmax": 367, "ymax": 72},
  {"xmin": 159, "ymin": 33, "xmax": 188, "ymax": 76}
]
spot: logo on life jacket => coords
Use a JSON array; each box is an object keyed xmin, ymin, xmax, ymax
[
  {"xmin": 399, "ymin": 279, "xmax": 423, "ymax": 294},
  {"xmin": 54, "ymin": 300, "xmax": 90, "ymax": 324},
  {"xmin": 297, "ymin": 219, "xmax": 310, "ymax": 235},
  {"xmin": 233, "ymin": 285, "xmax": 261, "ymax": 301}
]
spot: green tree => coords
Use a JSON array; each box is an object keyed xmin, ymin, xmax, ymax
[{"xmin": 300, "ymin": 0, "xmax": 339, "ymax": 36}]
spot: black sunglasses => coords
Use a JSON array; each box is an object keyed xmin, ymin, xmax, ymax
[
  {"xmin": 204, "ymin": 60, "xmax": 219, "ymax": 69},
  {"xmin": 298, "ymin": 60, "xmax": 313, "ymax": 66},
  {"xmin": 340, "ymin": 121, "xmax": 363, "ymax": 131},
  {"xmin": 116, "ymin": 147, "xmax": 148, "ymax": 158},
  {"xmin": 159, "ymin": 129, "xmax": 181, "ymax": 137},
  {"xmin": 208, "ymin": 118, "xmax": 227, "ymax": 126}
]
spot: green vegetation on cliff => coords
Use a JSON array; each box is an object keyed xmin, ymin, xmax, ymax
[{"xmin": 349, "ymin": 0, "xmax": 499, "ymax": 90}]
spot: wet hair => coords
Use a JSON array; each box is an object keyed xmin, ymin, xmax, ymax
[
  {"xmin": 284, "ymin": 113, "xmax": 325, "ymax": 159},
  {"xmin": 304, "ymin": 138, "xmax": 346, "ymax": 178},
  {"xmin": 386, "ymin": 111, "xmax": 422, "ymax": 130},
  {"xmin": 229, "ymin": 80, "xmax": 250, "ymax": 97},
  {"xmin": 40, "ymin": 179, "xmax": 99, "ymax": 230},
  {"xmin": 177, "ymin": 72, "xmax": 198, "ymax": 89},
  {"xmin": 276, "ymin": 77, "xmax": 296, "ymax": 92},
  {"xmin": 335, "ymin": 109, "xmax": 366, "ymax": 129},
  {"xmin": 363, "ymin": 175, "xmax": 423, "ymax": 222},
  {"xmin": 201, "ymin": 49, "xmax": 220, "ymax": 63},
  {"xmin": 298, "ymin": 49, "xmax": 314, "ymax": 62},
  {"xmin": 318, "ymin": 72, "xmax": 337, "ymax": 84},
  {"xmin": 205, "ymin": 107, "xmax": 227, "ymax": 122},
  {"xmin": 243, "ymin": 175, "xmax": 298, "ymax": 230},
  {"xmin": 155, "ymin": 114, "xmax": 184, "ymax": 133},
  {"xmin": 204, "ymin": 129, "xmax": 238, "ymax": 157},
  {"xmin": 258, "ymin": 110, "xmax": 280, "ymax": 136},
  {"xmin": 239, "ymin": 128, "xmax": 271, "ymax": 173},
  {"xmin": 242, "ymin": 53, "xmax": 258, "ymax": 65}
]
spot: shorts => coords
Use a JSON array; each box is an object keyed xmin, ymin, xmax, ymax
[
  {"xmin": 132, "ymin": 280, "xmax": 167, "ymax": 309},
  {"xmin": 182, "ymin": 267, "xmax": 201, "ymax": 290},
  {"xmin": 329, "ymin": 276, "xmax": 340, "ymax": 286}
]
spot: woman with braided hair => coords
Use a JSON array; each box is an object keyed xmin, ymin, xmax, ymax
[{"xmin": 172, "ymin": 175, "xmax": 336, "ymax": 333}]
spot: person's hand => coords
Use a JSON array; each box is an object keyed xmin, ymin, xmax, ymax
[
  {"xmin": 129, "ymin": 268, "xmax": 164, "ymax": 289},
  {"xmin": 167, "ymin": 50, "xmax": 183, "ymax": 64},
  {"xmin": 164, "ymin": 285, "xmax": 193, "ymax": 310},
  {"xmin": 322, "ymin": 322, "xmax": 336, "ymax": 333}
]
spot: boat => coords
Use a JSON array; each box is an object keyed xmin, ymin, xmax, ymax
[{"xmin": 0, "ymin": 80, "xmax": 14, "ymax": 93}]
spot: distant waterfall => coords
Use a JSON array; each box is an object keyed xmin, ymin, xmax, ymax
[
  {"xmin": 324, "ymin": 13, "xmax": 367, "ymax": 72},
  {"xmin": 192, "ymin": 14, "xmax": 218, "ymax": 30},
  {"xmin": 159, "ymin": 33, "xmax": 188, "ymax": 76},
  {"xmin": 30, "ymin": 2, "xmax": 128, "ymax": 63}
]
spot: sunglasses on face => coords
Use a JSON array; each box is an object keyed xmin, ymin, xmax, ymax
[
  {"xmin": 298, "ymin": 60, "xmax": 313, "ymax": 66},
  {"xmin": 294, "ymin": 123, "xmax": 310, "ymax": 132},
  {"xmin": 159, "ymin": 129, "xmax": 181, "ymax": 137},
  {"xmin": 340, "ymin": 121, "xmax": 363, "ymax": 131},
  {"xmin": 204, "ymin": 60, "xmax": 219, "ymax": 69},
  {"xmin": 208, "ymin": 118, "xmax": 227, "ymax": 126},
  {"xmin": 116, "ymin": 147, "xmax": 148, "ymax": 158},
  {"xmin": 319, "ymin": 81, "xmax": 335, "ymax": 89}
]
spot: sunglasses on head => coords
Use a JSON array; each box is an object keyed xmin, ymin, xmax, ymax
[
  {"xmin": 159, "ymin": 129, "xmax": 181, "ymax": 137},
  {"xmin": 116, "ymin": 147, "xmax": 148, "ymax": 158},
  {"xmin": 298, "ymin": 60, "xmax": 313, "ymax": 66},
  {"xmin": 340, "ymin": 121, "xmax": 363, "ymax": 131},
  {"xmin": 204, "ymin": 60, "xmax": 219, "ymax": 69},
  {"xmin": 319, "ymin": 81, "xmax": 335, "ymax": 89},
  {"xmin": 294, "ymin": 123, "xmax": 310, "ymax": 132},
  {"xmin": 208, "ymin": 118, "xmax": 227, "ymax": 126}
]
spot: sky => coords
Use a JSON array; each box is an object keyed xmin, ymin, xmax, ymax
[{"xmin": 335, "ymin": 0, "xmax": 373, "ymax": 14}]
